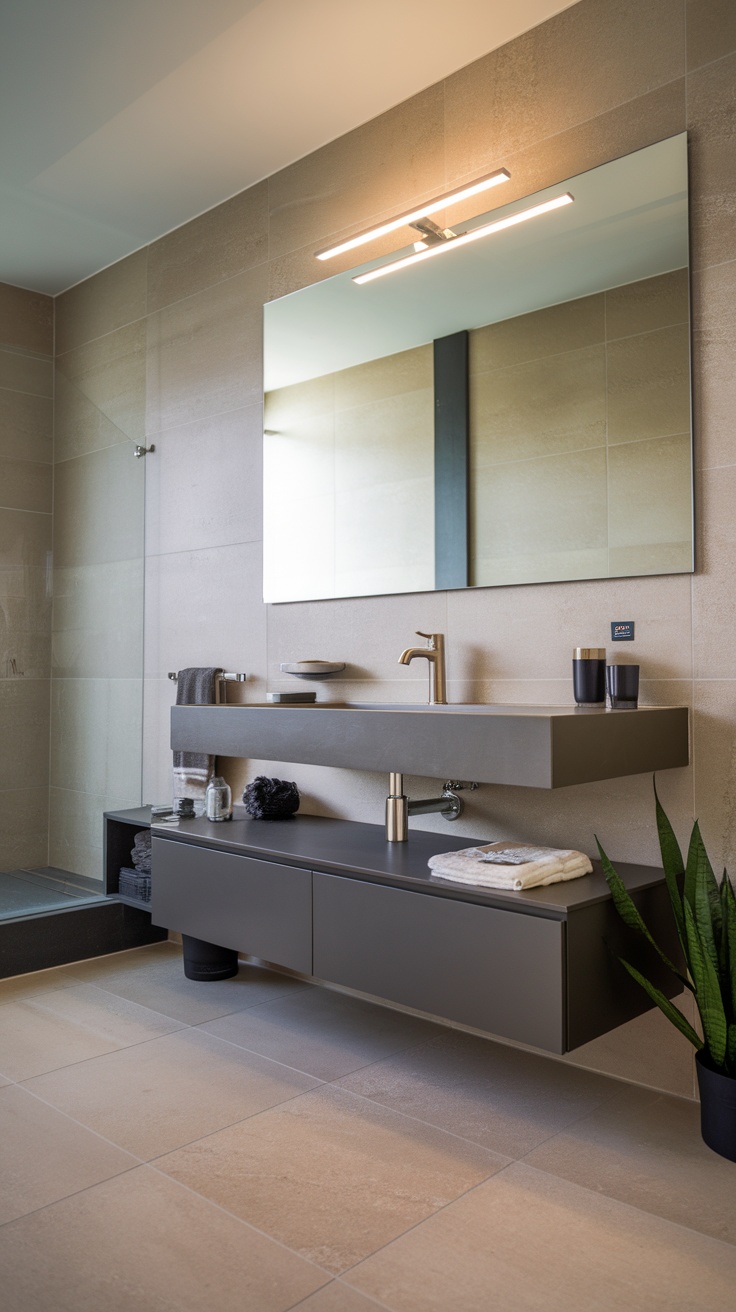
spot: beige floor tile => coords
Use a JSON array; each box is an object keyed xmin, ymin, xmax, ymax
[
  {"xmin": 155, "ymin": 1084, "xmax": 507, "ymax": 1276},
  {"xmin": 0, "ymin": 964, "xmax": 79, "ymax": 1005},
  {"xmin": 0, "ymin": 982, "xmax": 185, "ymax": 1081},
  {"xmin": 69, "ymin": 951, "xmax": 311, "ymax": 1024},
  {"xmin": 0, "ymin": 1165, "xmax": 325, "ymax": 1312},
  {"xmin": 23, "ymin": 1028, "xmax": 320, "ymax": 1159},
  {"xmin": 288, "ymin": 1281, "xmax": 387, "ymax": 1311},
  {"xmin": 27, "ymin": 980, "xmax": 184, "ymax": 1040},
  {"xmin": 524, "ymin": 1082, "xmax": 736, "ymax": 1245},
  {"xmin": 0, "ymin": 1084, "xmax": 136, "ymax": 1224},
  {"xmin": 201, "ymin": 986, "xmax": 445, "ymax": 1081},
  {"xmin": 338, "ymin": 1029, "xmax": 618, "ymax": 1159},
  {"xmin": 346, "ymin": 1161, "xmax": 736, "ymax": 1312}
]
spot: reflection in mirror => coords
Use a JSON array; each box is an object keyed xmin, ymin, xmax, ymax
[{"xmin": 263, "ymin": 134, "xmax": 692, "ymax": 603}]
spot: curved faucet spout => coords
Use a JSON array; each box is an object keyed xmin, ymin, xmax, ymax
[
  {"xmin": 397, "ymin": 631, "xmax": 447, "ymax": 704},
  {"xmin": 399, "ymin": 646, "xmax": 426, "ymax": 665}
]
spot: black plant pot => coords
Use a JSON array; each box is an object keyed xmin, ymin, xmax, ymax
[
  {"xmin": 181, "ymin": 934, "xmax": 239, "ymax": 982},
  {"xmin": 696, "ymin": 1052, "xmax": 736, "ymax": 1162}
]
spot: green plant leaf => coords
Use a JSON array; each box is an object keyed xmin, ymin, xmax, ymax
[
  {"xmin": 721, "ymin": 872, "xmax": 736, "ymax": 1018},
  {"xmin": 653, "ymin": 776, "xmax": 685, "ymax": 950},
  {"xmin": 688, "ymin": 824, "xmax": 722, "ymax": 981},
  {"xmin": 684, "ymin": 899, "xmax": 727, "ymax": 1067},
  {"xmin": 617, "ymin": 956, "xmax": 703, "ymax": 1050},
  {"xmin": 596, "ymin": 836, "xmax": 691, "ymax": 991}
]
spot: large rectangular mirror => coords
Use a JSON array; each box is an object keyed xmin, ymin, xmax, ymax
[{"xmin": 263, "ymin": 134, "xmax": 692, "ymax": 603}]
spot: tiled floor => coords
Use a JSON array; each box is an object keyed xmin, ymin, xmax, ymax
[{"xmin": 0, "ymin": 942, "xmax": 734, "ymax": 1311}]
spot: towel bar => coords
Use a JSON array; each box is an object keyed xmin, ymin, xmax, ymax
[{"xmin": 168, "ymin": 671, "xmax": 247, "ymax": 705}]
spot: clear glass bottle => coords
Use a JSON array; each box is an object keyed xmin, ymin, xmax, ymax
[{"xmin": 205, "ymin": 775, "xmax": 232, "ymax": 822}]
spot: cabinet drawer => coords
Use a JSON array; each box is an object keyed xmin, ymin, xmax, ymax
[
  {"xmin": 313, "ymin": 872, "xmax": 565, "ymax": 1052},
  {"xmin": 152, "ymin": 837, "xmax": 312, "ymax": 973}
]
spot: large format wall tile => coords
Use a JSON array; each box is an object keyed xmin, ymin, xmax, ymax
[
  {"xmin": 53, "ymin": 444, "xmax": 144, "ymax": 569},
  {"xmin": 471, "ymin": 346, "xmax": 606, "ymax": 467},
  {"xmin": 691, "ymin": 257, "xmax": 736, "ymax": 470},
  {"xmin": 49, "ymin": 679, "xmax": 143, "ymax": 801},
  {"xmin": 0, "ymin": 679, "xmax": 50, "ymax": 792},
  {"xmin": 692, "ymin": 680, "xmax": 736, "ymax": 873},
  {"xmin": 0, "ymin": 457, "xmax": 52, "ymax": 514},
  {"xmin": 470, "ymin": 295, "xmax": 604, "ymax": 373},
  {"xmin": 144, "ymin": 404, "xmax": 262, "ymax": 557},
  {"xmin": 54, "ymin": 321, "xmax": 146, "ymax": 462},
  {"xmin": 605, "ymin": 268, "xmax": 689, "ymax": 340},
  {"xmin": 55, "ymin": 249, "xmax": 147, "ymax": 355},
  {"xmin": 52, "ymin": 559, "xmax": 144, "ymax": 680},
  {"xmin": 0, "ymin": 282, "xmax": 52, "ymax": 355},
  {"xmin": 144, "ymin": 541, "xmax": 267, "ymax": 689},
  {"xmin": 0, "ymin": 388, "xmax": 53, "ymax": 464},
  {"xmin": 606, "ymin": 324, "xmax": 691, "ymax": 444},
  {"xmin": 444, "ymin": 0, "xmax": 686, "ymax": 182},
  {"xmin": 692, "ymin": 464, "xmax": 736, "ymax": 678},
  {"xmin": 145, "ymin": 264, "xmax": 268, "ymax": 434},
  {"xmin": 687, "ymin": 0, "xmax": 736, "ymax": 70},
  {"xmin": 268, "ymin": 86, "xmax": 445, "ymax": 261},
  {"xmin": 0, "ymin": 787, "xmax": 49, "ymax": 872},
  {"xmin": 687, "ymin": 50, "xmax": 736, "ymax": 270},
  {"xmin": 147, "ymin": 181, "xmax": 268, "ymax": 313},
  {"xmin": 0, "ymin": 348, "xmax": 53, "ymax": 397},
  {"xmin": 447, "ymin": 570, "xmax": 693, "ymax": 681}
]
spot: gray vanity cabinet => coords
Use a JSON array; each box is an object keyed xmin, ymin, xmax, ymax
[
  {"xmin": 152, "ymin": 836, "xmax": 312, "ymax": 973},
  {"xmin": 312, "ymin": 871, "xmax": 565, "ymax": 1051},
  {"xmin": 149, "ymin": 814, "xmax": 683, "ymax": 1056}
]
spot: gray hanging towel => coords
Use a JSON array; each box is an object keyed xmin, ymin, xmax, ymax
[{"xmin": 172, "ymin": 667, "xmax": 221, "ymax": 801}]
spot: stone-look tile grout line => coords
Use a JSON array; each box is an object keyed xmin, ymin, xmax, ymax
[
  {"xmin": 0, "ymin": 1144, "xmax": 338, "ymax": 1296},
  {"xmin": 335, "ymin": 1150, "xmax": 736, "ymax": 1298},
  {"xmin": 283, "ymin": 1279, "xmax": 396, "ymax": 1312}
]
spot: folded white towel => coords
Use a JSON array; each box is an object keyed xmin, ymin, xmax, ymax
[{"xmin": 428, "ymin": 842, "xmax": 593, "ymax": 891}]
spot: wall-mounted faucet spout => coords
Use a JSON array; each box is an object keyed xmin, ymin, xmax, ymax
[{"xmin": 398, "ymin": 631, "xmax": 447, "ymax": 704}]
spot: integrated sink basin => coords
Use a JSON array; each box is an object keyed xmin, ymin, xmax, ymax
[{"xmin": 171, "ymin": 701, "xmax": 689, "ymax": 789}]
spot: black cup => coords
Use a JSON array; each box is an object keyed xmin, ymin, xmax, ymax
[{"xmin": 606, "ymin": 663, "xmax": 639, "ymax": 709}]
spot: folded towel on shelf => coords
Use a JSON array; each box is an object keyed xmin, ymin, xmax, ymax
[
  {"xmin": 131, "ymin": 830, "xmax": 152, "ymax": 874},
  {"xmin": 428, "ymin": 841, "xmax": 593, "ymax": 891},
  {"xmin": 172, "ymin": 667, "xmax": 221, "ymax": 800}
]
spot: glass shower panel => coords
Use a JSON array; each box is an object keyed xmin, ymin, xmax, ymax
[
  {"xmin": 0, "ymin": 276, "xmax": 145, "ymax": 920},
  {"xmin": 47, "ymin": 439, "xmax": 146, "ymax": 887}
]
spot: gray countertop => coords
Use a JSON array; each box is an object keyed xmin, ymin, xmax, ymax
[{"xmin": 147, "ymin": 807, "xmax": 664, "ymax": 921}]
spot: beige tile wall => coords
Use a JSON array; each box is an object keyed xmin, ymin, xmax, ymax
[
  {"xmin": 470, "ymin": 270, "xmax": 692, "ymax": 585},
  {"xmin": 0, "ymin": 282, "xmax": 53, "ymax": 870},
  {"xmin": 48, "ymin": 0, "xmax": 736, "ymax": 1098},
  {"xmin": 264, "ymin": 345, "xmax": 434, "ymax": 600}
]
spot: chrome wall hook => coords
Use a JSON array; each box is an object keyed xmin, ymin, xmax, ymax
[{"xmin": 134, "ymin": 444, "xmax": 155, "ymax": 458}]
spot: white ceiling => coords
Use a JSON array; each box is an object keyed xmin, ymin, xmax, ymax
[{"xmin": 0, "ymin": 0, "xmax": 577, "ymax": 295}]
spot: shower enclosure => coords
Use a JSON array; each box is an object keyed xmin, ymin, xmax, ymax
[{"xmin": 0, "ymin": 282, "xmax": 145, "ymax": 932}]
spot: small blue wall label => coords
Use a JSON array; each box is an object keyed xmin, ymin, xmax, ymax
[{"xmin": 611, "ymin": 621, "xmax": 635, "ymax": 641}]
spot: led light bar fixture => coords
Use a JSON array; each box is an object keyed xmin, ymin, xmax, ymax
[
  {"xmin": 315, "ymin": 169, "xmax": 511, "ymax": 261},
  {"xmin": 353, "ymin": 193, "xmax": 575, "ymax": 285}
]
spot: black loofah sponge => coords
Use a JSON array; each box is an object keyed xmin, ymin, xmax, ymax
[{"xmin": 243, "ymin": 775, "xmax": 300, "ymax": 821}]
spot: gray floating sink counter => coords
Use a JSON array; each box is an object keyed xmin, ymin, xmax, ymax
[{"xmin": 170, "ymin": 701, "xmax": 688, "ymax": 788}]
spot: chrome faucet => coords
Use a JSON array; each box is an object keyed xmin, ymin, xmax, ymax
[{"xmin": 398, "ymin": 631, "xmax": 447, "ymax": 705}]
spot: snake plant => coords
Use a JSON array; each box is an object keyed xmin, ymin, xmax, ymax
[{"xmin": 596, "ymin": 781, "xmax": 736, "ymax": 1076}]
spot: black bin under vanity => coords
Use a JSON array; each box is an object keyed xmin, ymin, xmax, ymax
[{"xmin": 181, "ymin": 933, "xmax": 239, "ymax": 981}]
